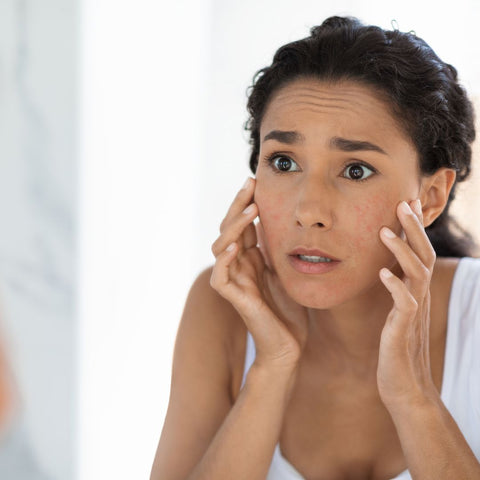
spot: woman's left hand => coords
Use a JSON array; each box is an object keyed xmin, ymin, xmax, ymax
[{"xmin": 377, "ymin": 199, "xmax": 440, "ymax": 413}]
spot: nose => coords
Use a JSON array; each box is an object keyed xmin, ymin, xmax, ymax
[{"xmin": 294, "ymin": 177, "xmax": 334, "ymax": 229}]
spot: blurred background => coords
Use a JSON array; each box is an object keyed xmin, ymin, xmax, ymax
[{"xmin": 0, "ymin": 0, "xmax": 479, "ymax": 479}]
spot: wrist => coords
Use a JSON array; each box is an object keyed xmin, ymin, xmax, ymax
[
  {"xmin": 247, "ymin": 361, "xmax": 300, "ymax": 396},
  {"xmin": 385, "ymin": 385, "xmax": 443, "ymax": 420},
  {"xmin": 252, "ymin": 347, "xmax": 301, "ymax": 373}
]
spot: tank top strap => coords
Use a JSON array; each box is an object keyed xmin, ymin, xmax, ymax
[{"xmin": 240, "ymin": 331, "xmax": 256, "ymax": 390}]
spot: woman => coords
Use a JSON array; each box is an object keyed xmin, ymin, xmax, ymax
[{"xmin": 151, "ymin": 16, "xmax": 480, "ymax": 480}]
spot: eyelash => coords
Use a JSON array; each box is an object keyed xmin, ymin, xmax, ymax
[{"xmin": 262, "ymin": 153, "xmax": 378, "ymax": 182}]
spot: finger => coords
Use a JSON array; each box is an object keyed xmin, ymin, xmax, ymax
[
  {"xmin": 379, "ymin": 267, "xmax": 419, "ymax": 324},
  {"xmin": 248, "ymin": 245, "xmax": 267, "ymax": 277},
  {"xmin": 411, "ymin": 198, "xmax": 424, "ymax": 226},
  {"xmin": 211, "ymin": 202, "xmax": 258, "ymax": 257},
  {"xmin": 380, "ymin": 226, "xmax": 430, "ymax": 297},
  {"xmin": 210, "ymin": 242, "xmax": 242, "ymax": 301},
  {"xmin": 242, "ymin": 219, "xmax": 258, "ymax": 252},
  {"xmin": 397, "ymin": 201, "xmax": 436, "ymax": 270},
  {"xmin": 219, "ymin": 177, "xmax": 255, "ymax": 234}
]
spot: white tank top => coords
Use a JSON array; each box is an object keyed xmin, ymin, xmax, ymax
[{"xmin": 240, "ymin": 257, "xmax": 480, "ymax": 480}]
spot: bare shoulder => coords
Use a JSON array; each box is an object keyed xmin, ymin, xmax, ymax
[
  {"xmin": 186, "ymin": 265, "xmax": 248, "ymax": 401},
  {"xmin": 432, "ymin": 256, "xmax": 461, "ymax": 290},
  {"xmin": 149, "ymin": 266, "xmax": 247, "ymax": 480},
  {"xmin": 431, "ymin": 256, "xmax": 462, "ymax": 304}
]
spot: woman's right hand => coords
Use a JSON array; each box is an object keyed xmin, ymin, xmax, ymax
[{"xmin": 210, "ymin": 177, "xmax": 310, "ymax": 371}]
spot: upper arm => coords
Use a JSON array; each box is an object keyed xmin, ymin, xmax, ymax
[{"xmin": 150, "ymin": 266, "xmax": 240, "ymax": 480}]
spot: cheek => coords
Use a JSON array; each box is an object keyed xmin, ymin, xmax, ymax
[
  {"xmin": 351, "ymin": 192, "xmax": 398, "ymax": 251},
  {"xmin": 255, "ymin": 185, "xmax": 291, "ymax": 241}
]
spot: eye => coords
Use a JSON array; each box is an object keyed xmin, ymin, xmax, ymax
[
  {"xmin": 342, "ymin": 163, "xmax": 376, "ymax": 181},
  {"xmin": 266, "ymin": 154, "xmax": 301, "ymax": 173}
]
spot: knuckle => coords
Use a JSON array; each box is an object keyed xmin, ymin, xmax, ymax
[
  {"xmin": 209, "ymin": 267, "xmax": 222, "ymax": 290},
  {"xmin": 417, "ymin": 264, "xmax": 430, "ymax": 281},
  {"xmin": 405, "ymin": 296, "xmax": 418, "ymax": 315},
  {"xmin": 211, "ymin": 239, "xmax": 220, "ymax": 256},
  {"xmin": 209, "ymin": 272, "xmax": 218, "ymax": 289},
  {"xmin": 427, "ymin": 248, "xmax": 436, "ymax": 268}
]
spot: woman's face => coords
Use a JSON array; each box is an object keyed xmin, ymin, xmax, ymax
[{"xmin": 254, "ymin": 78, "xmax": 422, "ymax": 309}]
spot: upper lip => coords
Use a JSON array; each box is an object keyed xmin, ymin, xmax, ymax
[{"xmin": 289, "ymin": 247, "xmax": 340, "ymax": 261}]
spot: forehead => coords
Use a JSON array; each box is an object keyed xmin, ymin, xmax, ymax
[{"xmin": 260, "ymin": 78, "xmax": 412, "ymax": 146}]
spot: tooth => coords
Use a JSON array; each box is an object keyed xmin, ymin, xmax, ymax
[{"xmin": 298, "ymin": 255, "xmax": 332, "ymax": 263}]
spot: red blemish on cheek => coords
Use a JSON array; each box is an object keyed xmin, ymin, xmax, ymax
[
  {"xmin": 353, "ymin": 195, "xmax": 393, "ymax": 245},
  {"xmin": 257, "ymin": 188, "xmax": 288, "ymax": 223},
  {"xmin": 255, "ymin": 187, "xmax": 293, "ymax": 259}
]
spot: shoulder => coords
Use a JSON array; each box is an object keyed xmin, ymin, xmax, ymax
[
  {"xmin": 432, "ymin": 256, "xmax": 461, "ymax": 279},
  {"xmin": 150, "ymin": 268, "xmax": 248, "ymax": 479},
  {"xmin": 431, "ymin": 257, "xmax": 461, "ymax": 306},
  {"xmin": 184, "ymin": 266, "xmax": 248, "ymax": 402},
  {"xmin": 185, "ymin": 266, "xmax": 246, "ymax": 338}
]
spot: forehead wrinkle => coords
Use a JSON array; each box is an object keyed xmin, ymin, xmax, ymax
[
  {"xmin": 272, "ymin": 93, "xmax": 363, "ymax": 108},
  {"xmin": 267, "ymin": 102, "xmax": 364, "ymax": 118},
  {"xmin": 274, "ymin": 91, "xmax": 354, "ymax": 101},
  {"xmin": 274, "ymin": 102, "xmax": 351, "ymax": 112},
  {"xmin": 260, "ymin": 80, "xmax": 417, "ymax": 156},
  {"xmin": 271, "ymin": 85, "xmax": 387, "ymax": 112},
  {"xmin": 273, "ymin": 84, "xmax": 375, "ymax": 98},
  {"xmin": 268, "ymin": 95, "xmax": 372, "ymax": 115}
]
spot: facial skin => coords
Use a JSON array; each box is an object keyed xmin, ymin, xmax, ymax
[{"xmin": 254, "ymin": 78, "xmax": 424, "ymax": 313}]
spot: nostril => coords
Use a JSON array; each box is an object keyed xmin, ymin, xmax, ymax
[{"xmin": 296, "ymin": 220, "xmax": 326, "ymax": 228}]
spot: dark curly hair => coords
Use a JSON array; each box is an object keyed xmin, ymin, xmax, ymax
[{"xmin": 245, "ymin": 16, "xmax": 477, "ymax": 257}]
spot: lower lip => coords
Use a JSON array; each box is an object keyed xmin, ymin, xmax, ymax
[{"xmin": 288, "ymin": 255, "xmax": 340, "ymax": 274}]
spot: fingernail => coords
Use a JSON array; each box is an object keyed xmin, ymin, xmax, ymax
[
  {"xmin": 400, "ymin": 201, "xmax": 412, "ymax": 215},
  {"xmin": 242, "ymin": 177, "xmax": 251, "ymax": 190},
  {"xmin": 243, "ymin": 204, "xmax": 254, "ymax": 215},
  {"xmin": 380, "ymin": 268, "xmax": 393, "ymax": 278},
  {"xmin": 413, "ymin": 199, "xmax": 422, "ymax": 217},
  {"xmin": 226, "ymin": 242, "xmax": 236, "ymax": 252},
  {"xmin": 382, "ymin": 226, "xmax": 396, "ymax": 239}
]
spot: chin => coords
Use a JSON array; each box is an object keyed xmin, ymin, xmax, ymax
[{"xmin": 280, "ymin": 277, "xmax": 351, "ymax": 310}]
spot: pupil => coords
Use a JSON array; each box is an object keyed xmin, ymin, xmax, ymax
[
  {"xmin": 277, "ymin": 158, "xmax": 291, "ymax": 171},
  {"xmin": 349, "ymin": 165, "xmax": 363, "ymax": 179}
]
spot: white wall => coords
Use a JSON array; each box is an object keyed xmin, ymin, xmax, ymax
[
  {"xmin": 78, "ymin": 0, "xmax": 212, "ymax": 479},
  {"xmin": 0, "ymin": 0, "xmax": 77, "ymax": 479}
]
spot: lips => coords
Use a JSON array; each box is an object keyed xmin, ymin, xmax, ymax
[
  {"xmin": 288, "ymin": 247, "xmax": 340, "ymax": 261},
  {"xmin": 287, "ymin": 248, "xmax": 340, "ymax": 274}
]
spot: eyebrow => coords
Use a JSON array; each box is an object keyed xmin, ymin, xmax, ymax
[
  {"xmin": 330, "ymin": 136, "xmax": 388, "ymax": 155},
  {"xmin": 263, "ymin": 130, "xmax": 305, "ymax": 144},
  {"xmin": 262, "ymin": 130, "xmax": 388, "ymax": 155}
]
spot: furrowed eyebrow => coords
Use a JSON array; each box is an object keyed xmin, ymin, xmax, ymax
[
  {"xmin": 263, "ymin": 130, "xmax": 305, "ymax": 144},
  {"xmin": 263, "ymin": 131, "xmax": 388, "ymax": 156},
  {"xmin": 330, "ymin": 136, "xmax": 388, "ymax": 155}
]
